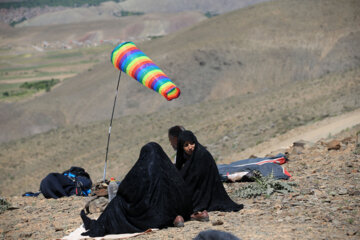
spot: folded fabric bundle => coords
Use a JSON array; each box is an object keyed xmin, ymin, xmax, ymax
[{"xmin": 217, "ymin": 154, "xmax": 291, "ymax": 182}]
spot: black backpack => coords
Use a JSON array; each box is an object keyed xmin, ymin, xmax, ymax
[
  {"xmin": 62, "ymin": 166, "xmax": 91, "ymax": 179},
  {"xmin": 62, "ymin": 166, "xmax": 92, "ymax": 196}
]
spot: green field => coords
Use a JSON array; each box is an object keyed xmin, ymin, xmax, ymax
[
  {"xmin": 0, "ymin": 79, "xmax": 60, "ymax": 100},
  {"xmin": 0, "ymin": 44, "xmax": 113, "ymax": 101},
  {"xmin": 0, "ymin": 82, "xmax": 36, "ymax": 100}
]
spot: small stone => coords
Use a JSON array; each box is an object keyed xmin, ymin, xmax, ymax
[
  {"xmin": 23, "ymin": 206, "xmax": 33, "ymax": 213},
  {"xmin": 332, "ymin": 219, "xmax": 341, "ymax": 226},
  {"xmin": 293, "ymin": 141, "xmax": 306, "ymax": 148},
  {"xmin": 93, "ymin": 188, "xmax": 108, "ymax": 197},
  {"xmin": 19, "ymin": 232, "xmax": 32, "ymax": 238},
  {"xmin": 290, "ymin": 193, "xmax": 300, "ymax": 198},
  {"xmin": 346, "ymin": 162, "xmax": 353, "ymax": 168},
  {"xmin": 323, "ymin": 215, "xmax": 332, "ymax": 222},
  {"xmin": 341, "ymin": 137, "xmax": 353, "ymax": 144},
  {"xmin": 86, "ymin": 197, "xmax": 108, "ymax": 213},
  {"xmin": 338, "ymin": 188, "xmax": 348, "ymax": 195},
  {"xmin": 274, "ymin": 203, "xmax": 282, "ymax": 210},
  {"xmin": 329, "ymin": 191, "xmax": 336, "ymax": 196},
  {"xmin": 7, "ymin": 204, "xmax": 20, "ymax": 210},
  {"xmin": 326, "ymin": 140, "xmax": 341, "ymax": 150},
  {"xmin": 55, "ymin": 227, "xmax": 64, "ymax": 232},
  {"xmin": 211, "ymin": 220, "xmax": 224, "ymax": 226},
  {"xmin": 346, "ymin": 230, "xmax": 358, "ymax": 236},
  {"xmin": 300, "ymin": 189, "xmax": 312, "ymax": 195},
  {"xmin": 349, "ymin": 190, "xmax": 360, "ymax": 196},
  {"xmin": 311, "ymin": 189, "xmax": 324, "ymax": 198}
]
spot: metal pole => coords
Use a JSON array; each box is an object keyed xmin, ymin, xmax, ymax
[{"xmin": 103, "ymin": 70, "xmax": 122, "ymax": 182}]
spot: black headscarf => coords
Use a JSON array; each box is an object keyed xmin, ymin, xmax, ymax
[
  {"xmin": 81, "ymin": 142, "xmax": 192, "ymax": 237},
  {"xmin": 176, "ymin": 130, "xmax": 243, "ymax": 212}
]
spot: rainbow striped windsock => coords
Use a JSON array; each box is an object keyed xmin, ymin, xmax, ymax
[{"xmin": 111, "ymin": 41, "xmax": 180, "ymax": 101}]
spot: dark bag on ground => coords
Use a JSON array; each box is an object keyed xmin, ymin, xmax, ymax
[{"xmin": 40, "ymin": 166, "xmax": 92, "ymax": 199}]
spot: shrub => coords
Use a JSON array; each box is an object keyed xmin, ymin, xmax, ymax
[
  {"xmin": 1, "ymin": 90, "xmax": 27, "ymax": 98},
  {"xmin": 234, "ymin": 171, "xmax": 296, "ymax": 198},
  {"xmin": 120, "ymin": 10, "xmax": 144, "ymax": 16},
  {"xmin": 20, "ymin": 79, "xmax": 59, "ymax": 92},
  {"xmin": 0, "ymin": 197, "xmax": 10, "ymax": 214},
  {"xmin": 204, "ymin": 11, "xmax": 218, "ymax": 18}
]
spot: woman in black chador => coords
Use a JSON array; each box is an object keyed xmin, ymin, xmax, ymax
[
  {"xmin": 176, "ymin": 130, "xmax": 243, "ymax": 219},
  {"xmin": 81, "ymin": 142, "xmax": 192, "ymax": 237}
]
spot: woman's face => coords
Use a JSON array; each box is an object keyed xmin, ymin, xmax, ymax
[{"xmin": 183, "ymin": 141, "xmax": 195, "ymax": 156}]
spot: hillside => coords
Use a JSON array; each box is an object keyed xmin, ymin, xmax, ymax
[
  {"xmin": 0, "ymin": 65, "xmax": 359, "ymax": 196},
  {"xmin": 0, "ymin": 0, "xmax": 359, "ymax": 143}
]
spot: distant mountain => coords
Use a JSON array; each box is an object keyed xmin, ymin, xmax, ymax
[
  {"xmin": 116, "ymin": 0, "xmax": 271, "ymax": 14},
  {"xmin": 1, "ymin": 11, "xmax": 206, "ymax": 46},
  {"xmin": 1, "ymin": 0, "xmax": 270, "ymax": 26}
]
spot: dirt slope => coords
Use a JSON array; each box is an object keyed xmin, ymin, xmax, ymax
[
  {"xmin": 233, "ymin": 108, "xmax": 360, "ymax": 160},
  {"xmin": 0, "ymin": 66, "xmax": 359, "ymax": 197}
]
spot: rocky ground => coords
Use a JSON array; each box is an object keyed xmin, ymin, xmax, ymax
[{"xmin": 0, "ymin": 126, "xmax": 359, "ymax": 240}]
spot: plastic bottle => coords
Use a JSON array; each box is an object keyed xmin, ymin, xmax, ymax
[{"xmin": 108, "ymin": 177, "xmax": 118, "ymax": 202}]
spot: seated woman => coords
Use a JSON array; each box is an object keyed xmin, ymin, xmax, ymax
[
  {"xmin": 81, "ymin": 142, "xmax": 192, "ymax": 237},
  {"xmin": 176, "ymin": 131, "xmax": 243, "ymax": 220}
]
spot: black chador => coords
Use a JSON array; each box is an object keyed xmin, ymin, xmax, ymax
[
  {"xmin": 81, "ymin": 142, "xmax": 192, "ymax": 237},
  {"xmin": 176, "ymin": 130, "xmax": 243, "ymax": 212}
]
